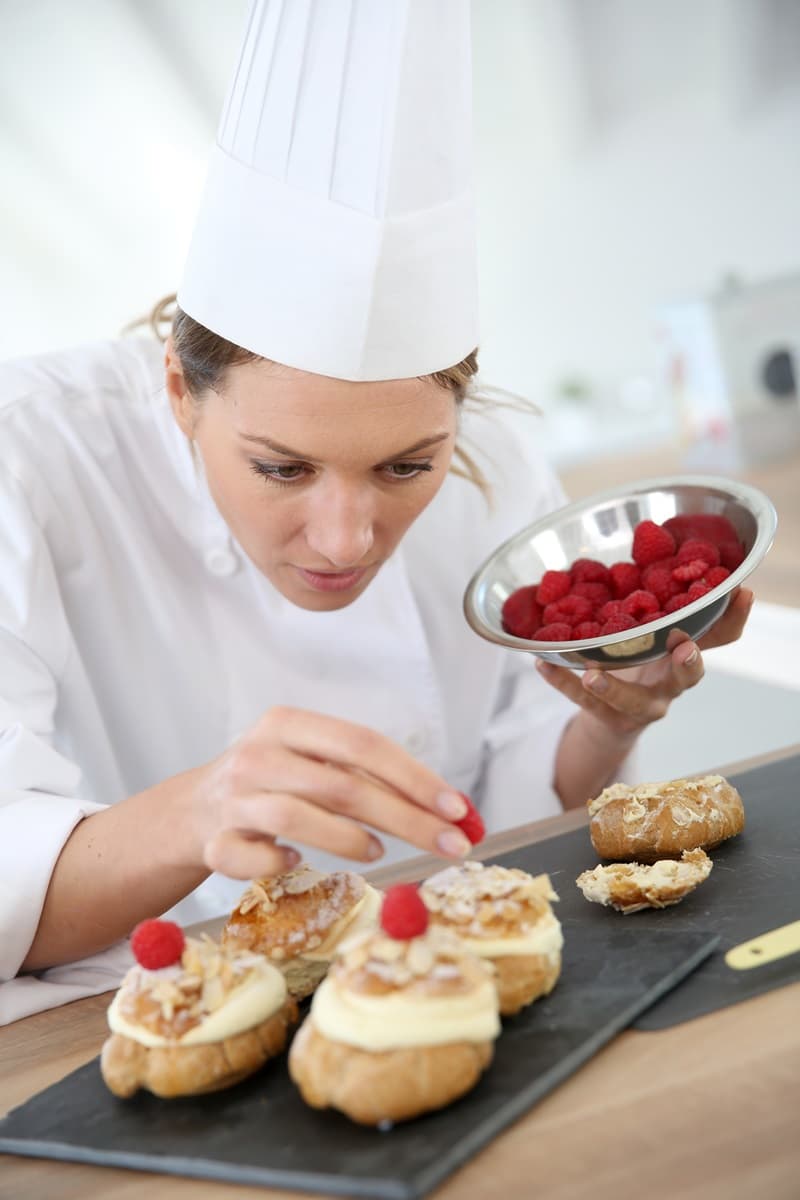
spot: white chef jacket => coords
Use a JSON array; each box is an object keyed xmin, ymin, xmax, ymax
[{"xmin": 0, "ymin": 336, "xmax": 576, "ymax": 1022}]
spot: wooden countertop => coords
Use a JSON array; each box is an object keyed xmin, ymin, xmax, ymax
[{"xmin": 2, "ymin": 745, "xmax": 799, "ymax": 1200}]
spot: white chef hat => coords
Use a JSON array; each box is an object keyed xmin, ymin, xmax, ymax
[{"xmin": 177, "ymin": 0, "xmax": 478, "ymax": 382}]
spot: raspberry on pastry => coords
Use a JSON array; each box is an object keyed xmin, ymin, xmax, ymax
[
  {"xmin": 588, "ymin": 775, "xmax": 744, "ymax": 862},
  {"xmin": 419, "ymin": 861, "xmax": 563, "ymax": 1016},
  {"xmin": 576, "ymin": 848, "xmax": 713, "ymax": 914},
  {"xmin": 222, "ymin": 864, "xmax": 382, "ymax": 1000},
  {"xmin": 288, "ymin": 914, "xmax": 500, "ymax": 1126},
  {"xmin": 101, "ymin": 928, "xmax": 297, "ymax": 1098}
]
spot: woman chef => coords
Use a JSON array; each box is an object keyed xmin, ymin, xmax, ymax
[{"xmin": 0, "ymin": 0, "xmax": 751, "ymax": 1020}]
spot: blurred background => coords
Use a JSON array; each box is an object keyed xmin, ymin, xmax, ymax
[{"xmin": 2, "ymin": 0, "xmax": 799, "ymax": 773}]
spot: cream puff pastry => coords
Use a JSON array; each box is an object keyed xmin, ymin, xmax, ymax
[
  {"xmin": 222, "ymin": 864, "xmax": 382, "ymax": 1000},
  {"xmin": 420, "ymin": 861, "xmax": 563, "ymax": 1016},
  {"xmin": 577, "ymin": 848, "xmax": 713, "ymax": 914},
  {"xmin": 288, "ymin": 885, "xmax": 499, "ymax": 1125},
  {"xmin": 101, "ymin": 923, "xmax": 297, "ymax": 1098},
  {"xmin": 588, "ymin": 775, "xmax": 744, "ymax": 862}
]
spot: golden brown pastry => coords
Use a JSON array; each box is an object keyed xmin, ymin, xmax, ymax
[
  {"xmin": 576, "ymin": 848, "xmax": 713, "ymax": 914},
  {"xmin": 419, "ymin": 861, "xmax": 563, "ymax": 1016},
  {"xmin": 222, "ymin": 864, "xmax": 382, "ymax": 1000},
  {"xmin": 101, "ymin": 926, "xmax": 297, "ymax": 1098},
  {"xmin": 588, "ymin": 774, "xmax": 744, "ymax": 862},
  {"xmin": 288, "ymin": 886, "xmax": 500, "ymax": 1125}
]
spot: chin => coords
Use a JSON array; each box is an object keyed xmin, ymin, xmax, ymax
[{"xmin": 290, "ymin": 589, "xmax": 364, "ymax": 612}]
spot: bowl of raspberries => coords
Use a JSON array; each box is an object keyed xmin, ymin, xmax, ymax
[{"xmin": 463, "ymin": 475, "xmax": 776, "ymax": 669}]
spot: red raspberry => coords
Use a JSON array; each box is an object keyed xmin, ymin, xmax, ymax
[
  {"xmin": 664, "ymin": 592, "xmax": 691, "ymax": 613},
  {"xmin": 609, "ymin": 562, "xmax": 641, "ymax": 599},
  {"xmin": 572, "ymin": 580, "xmax": 612, "ymax": 608},
  {"xmin": 455, "ymin": 794, "xmax": 485, "ymax": 845},
  {"xmin": 600, "ymin": 613, "xmax": 638, "ymax": 634},
  {"xmin": 719, "ymin": 540, "xmax": 745, "ymax": 571},
  {"xmin": 663, "ymin": 514, "xmax": 739, "ymax": 547},
  {"xmin": 632, "ymin": 521, "xmax": 676, "ymax": 567},
  {"xmin": 673, "ymin": 559, "xmax": 708, "ymax": 583},
  {"xmin": 543, "ymin": 594, "xmax": 593, "ymax": 626},
  {"xmin": 641, "ymin": 565, "xmax": 680, "ymax": 605},
  {"xmin": 704, "ymin": 565, "xmax": 731, "ymax": 588},
  {"xmin": 597, "ymin": 599, "xmax": 624, "ymax": 622},
  {"xmin": 662, "ymin": 515, "xmax": 702, "ymax": 546},
  {"xmin": 572, "ymin": 620, "xmax": 602, "ymax": 639},
  {"xmin": 381, "ymin": 884, "xmax": 429, "ymax": 939},
  {"xmin": 535, "ymin": 570, "xmax": 572, "ymax": 606},
  {"xmin": 502, "ymin": 586, "xmax": 543, "ymax": 639},
  {"xmin": 130, "ymin": 919, "xmax": 185, "ymax": 969},
  {"xmin": 687, "ymin": 581, "xmax": 712, "ymax": 601},
  {"xmin": 676, "ymin": 539, "xmax": 720, "ymax": 569},
  {"xmin": 622, "ymin": 589, "xmax": 661, "ymax": 619},
  {"xmin": 532, "ymin": 622, "xmax": 573, "ymax": 642},
  {"xmin": 570, "ymin": 558, "xmax": 610, "ymax": 585}
]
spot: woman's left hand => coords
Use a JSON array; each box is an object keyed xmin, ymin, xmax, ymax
[{"xmin": 536, "ymin": 586, "xmax": 754, "ymax": 740}]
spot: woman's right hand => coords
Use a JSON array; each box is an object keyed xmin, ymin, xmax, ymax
[{"xmin": 186, "ymin": 706, "xmax": 474, "ymax": 879}]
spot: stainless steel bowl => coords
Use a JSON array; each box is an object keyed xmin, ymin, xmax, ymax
[{"xmin": 463, "ymin": 474, "xmax": 777, "ymax": 669}]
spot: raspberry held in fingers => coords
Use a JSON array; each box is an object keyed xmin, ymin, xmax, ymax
[{"xmin": 455, "ymin": 795, "xmax": 485, "ymax": 845}]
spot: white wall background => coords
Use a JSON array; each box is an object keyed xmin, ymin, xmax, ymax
[{"xmin": 2, "ymin": 0, "xmax": 799, "ymax": 462}]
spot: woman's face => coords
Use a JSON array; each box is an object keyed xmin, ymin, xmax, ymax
[{"xmin": 166, "ymin": 346, "xmax": 458, "ymax": 611}]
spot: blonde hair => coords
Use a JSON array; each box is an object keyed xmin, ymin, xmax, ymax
[{"xmin": 134, "ymin": 294, "xmax": 529, "ymax": 496}]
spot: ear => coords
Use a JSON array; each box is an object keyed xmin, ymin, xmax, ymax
[{"xmin": 164, "ymin": 336, "xmax": 195, "ymax": 438}]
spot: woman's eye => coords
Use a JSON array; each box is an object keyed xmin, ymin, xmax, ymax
[
  {"xmin": 385, "ymin": 461, "xmax": 434, "ymax": 480},
  {"xmin": 250, "ymin": 460, "xmax": 308, "ymax": 485}
]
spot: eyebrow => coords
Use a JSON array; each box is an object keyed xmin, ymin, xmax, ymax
[{"xmin": 239, "ymin": 432, "xmax": 451, "ymax": 465}]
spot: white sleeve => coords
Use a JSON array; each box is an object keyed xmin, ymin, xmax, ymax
[
  {"xmin": 476, "ymin": 646, "xmax": 577, "ymax": 829},
  {"xmin": 0, "ymin": 468, "xmax": 106, "ymax": 993}
]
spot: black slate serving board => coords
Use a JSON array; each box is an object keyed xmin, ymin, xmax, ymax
[
  {"xmin": 0, "ymin": 929, "xmax": 715, "ymax": 1199},
  {"xmin": 489, "ymin": 753, "xmax": 800, "ymax": 1030}
]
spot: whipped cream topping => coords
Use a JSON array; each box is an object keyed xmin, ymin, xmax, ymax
[
  {"xmin": 458, "ymin": 910, "xmax": 564, "ymax": 961},
  {"xmin": 310, "ymin": 924, "xmax": 500, "ymax": 1050},
  {"xmin": 107, "ymin": 938, "xmax": 287, "ymax": 1047},
  {"xmin": 311, "ymin": 972, "xmax": 500, "ymax": 1050}
]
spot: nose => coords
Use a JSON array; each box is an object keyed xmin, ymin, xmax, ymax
[{"xmin": 304, "ymin": 478, "xmax": 375, "ymax": 568}]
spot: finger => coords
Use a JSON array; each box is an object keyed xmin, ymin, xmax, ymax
[
  {"xmin": 258, "ymin": 707, "xmax": 468, "ymax": 820},
  {"xmin": 203, "ymin": 830, "xmax": 301, "ymax": 880},
  {"xmin": 579, "ymin": 667, "xmax": 670, "ymax": 724},
  {"xmin": 233, "ymin": 747, "xmax": 464, "ymax": 849},
  {"xmin": 535, "ymin": 659, "xmax": 634, "ymax": 723},
  {"xmin": 696, "ymin": 588, "xmax": 754, "ymax": 651},
  {"xmin": 667, "ymin": 639, "xmax": 705, "ymax": 696},
  {"xmin": 233, "ymin": 790, "xmax": 471, "ymax": 863}
]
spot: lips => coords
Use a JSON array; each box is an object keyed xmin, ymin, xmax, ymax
[{"xmin": 294, "ymin": 566, "xmax": 369, "ymax": 592}]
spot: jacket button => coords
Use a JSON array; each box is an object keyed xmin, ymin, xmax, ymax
[
  {"xmin": 205, "ymin": 546, "xmax": 238, "ymax": 577},
  {"xmin": 405, "ymin": 731, "xmax": 427, "ymax": 755}
]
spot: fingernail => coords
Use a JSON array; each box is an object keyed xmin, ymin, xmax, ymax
[
  {"xmin": 284, "ymin": 849, "xmax": 301, "ymax": 868},
  {"xmin": 436, "ymin": 829, "xmax": 472, "ymax": 858},
  {"xmin": 683, "ymin": 647, "xmax": 699, "ymax": 666},
  {"xmin": 586, "ymin": 671, "xmax": 609, "ymax": 693},
  {"xmin": 436, "ymin": 791, "xmax": 468, "ymax": 820},
  {"xmin": 366, "ymin": 837, "xmax": 384, "ymax": 861}
]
